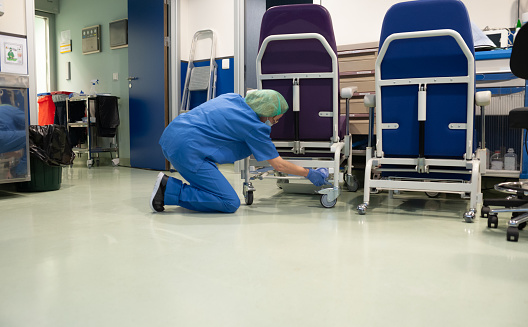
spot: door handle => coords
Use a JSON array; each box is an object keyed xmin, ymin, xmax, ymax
[{"xmin": 128, "ymin": 77, "xmax": 138, "ymax": 88}]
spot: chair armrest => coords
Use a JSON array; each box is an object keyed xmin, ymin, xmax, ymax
[
  {"xmin": 475, "ymin": 91, "xmax": 491, "ymax": 107},
  {"xmin": 363, "ymin": 94, "xmax": 376, "ymax": 108},
  {"xmin": 340, "ymin": 87, "xmax": 357, "ymax": 99}
]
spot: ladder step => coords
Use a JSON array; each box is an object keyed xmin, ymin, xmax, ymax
[{"xmin": 189, "ymin": 66, "xmax": 211, "ymax": 91}]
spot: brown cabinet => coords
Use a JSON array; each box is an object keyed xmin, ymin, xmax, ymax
[{"xmin": 337, "ymin": 42, "xmax": 378, "ymax": 135}]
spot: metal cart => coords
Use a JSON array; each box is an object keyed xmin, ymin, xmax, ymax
[{"xmin": 66, "ymin": 95, "xmax": 119, "ymax": 168}]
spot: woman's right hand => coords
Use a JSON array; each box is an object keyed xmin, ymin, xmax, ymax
[{"xmin": 306, "ymin": 168, "xmax": 329, "ymax": 186}]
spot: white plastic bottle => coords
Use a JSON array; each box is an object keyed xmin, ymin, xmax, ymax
[
  {"xmin": 89, "ymin": 79, "xmax": 99, "ymax": 96},
  {"xmin": 504, "ymin": 148, "xmax": 517, "ymax": 171},
  {"xmin": 490, "ymin": 150, "xmax": 503, "ymax": 170}
]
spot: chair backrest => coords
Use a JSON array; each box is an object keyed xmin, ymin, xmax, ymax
[
  {"xmin": 258, "ymin": 4, "xmax": 339, "ymax": 141},
  {"xmin": 511, "ymin": 23, "xmax": 528, "ymax": 80},
  {"xmin": 378, "ymin": 0, "xmax": 474, "ymax": 158}
]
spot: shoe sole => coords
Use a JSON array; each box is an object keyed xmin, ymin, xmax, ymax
[{"xmin": 150, "ymin": 172, "xmax": 165, "ymax": 212}]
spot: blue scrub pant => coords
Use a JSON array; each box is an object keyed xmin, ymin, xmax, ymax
[{"xmin": 162, "ymin": 155, "xmax": 241, "ymax": 213}]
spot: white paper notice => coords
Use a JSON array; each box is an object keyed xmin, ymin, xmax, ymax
[
  {"xmin": 60, "ymin": 30, "xmax": 71, "ymax": 53},
  {"xmin": 0, "ymin": 35, "xmax": 27, "ymax": 74}
]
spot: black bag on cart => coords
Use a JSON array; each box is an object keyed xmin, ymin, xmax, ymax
[{"xmin": 95, "ymin": 95, "xmax": 120, "ymax": 137}]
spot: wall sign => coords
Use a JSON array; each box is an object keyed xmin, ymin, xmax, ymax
[
  {"xmin": 0, "ymin": 34, "xmax": 27, "ymax": 74},
  {"xmin": 60, "ymin": 30, "xmax": 71, "ymax": 53},
  {"xmin": 82, "ymin": 25, "xmax": 101, "ymax": 55}
]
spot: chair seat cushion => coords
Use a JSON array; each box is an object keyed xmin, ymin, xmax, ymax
[{"xmin": 509, "ymin": 107, "xmax": 528, "ymax": 129}]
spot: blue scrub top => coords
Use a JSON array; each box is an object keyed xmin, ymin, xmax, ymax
[
  {"xmin": 0, "ymin": 105, "xmax": 26, "ymax": 153},
  {"xmin": 160, "ymin": 93, "xmax": 279, "ymax": 172}
]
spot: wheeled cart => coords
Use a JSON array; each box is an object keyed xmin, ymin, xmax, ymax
[{"xmin": 66, "ymin": 95, "xmax": 120, "ymax": 168}]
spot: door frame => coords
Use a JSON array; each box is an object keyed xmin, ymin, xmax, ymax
[
  {"xmin": 234, "ymin": 0, "xmax": 245, "ymax": 96},
  {"xmin": 169, "ymin": 0, "xmax": 181, "ymax": 121},
  {"xmin": 26, "ymin": 0, "xmax": 38, "ymax": 125}
]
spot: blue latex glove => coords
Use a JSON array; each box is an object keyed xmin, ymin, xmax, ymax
[{"xmin": 306, "ymin": 168, "xmax": 329, "ymax": 186}]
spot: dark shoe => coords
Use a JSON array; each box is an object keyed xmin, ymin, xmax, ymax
[{"xmin": 150, "ymin": 172, "xmax": 169, "ymax": 212}]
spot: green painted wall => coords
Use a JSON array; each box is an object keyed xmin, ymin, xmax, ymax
[{"xmin": 55, "ymin": 0, "xmax": 130, "ymax": 162}]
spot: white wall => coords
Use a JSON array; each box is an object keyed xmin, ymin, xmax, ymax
[
  {"xmin": 180, "ymin": 0, "xmax": 235, "ymax": 61},
  {"xmin": 463, "ymin": 0, "xmax": 526, "ymax": 30},
  {"xmin": 0, "ymin": 0, "xmax": 27, "ymax": 35},
  {"xmin": 322, "ymin": 0, "xmax": 528, "ymax": 46}
]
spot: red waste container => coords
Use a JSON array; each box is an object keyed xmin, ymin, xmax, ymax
[{"xmin": 37, "ymin": 93, "xmax": 55, "ymax": 125}]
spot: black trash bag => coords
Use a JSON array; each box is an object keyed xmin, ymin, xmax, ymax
[
  {"xmin": 95, "ymin": 95, "xmax": 120, "ymax": 137},
  {"xmin": 28, "ymin": 125, "xmax": 75, "ymax": 166}
]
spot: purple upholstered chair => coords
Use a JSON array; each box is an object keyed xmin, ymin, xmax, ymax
[
  {"xmin": 241, "ymin": 4, "xmax": 358, "ymax": 208},
  {"xmin": 259, "ymin": 4, "xmax": 341, "ymax": 141}
]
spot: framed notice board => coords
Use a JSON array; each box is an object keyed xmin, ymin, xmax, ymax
[
  {"xmin": 82, "ymin": 25, "xmax": 101, "ymax": 54},
  {"xmin": 110, "ymin": 19, "xmax": 128, "ymax": 49}
]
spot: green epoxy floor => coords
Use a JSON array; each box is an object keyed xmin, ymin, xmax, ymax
[{"xmin": 1, "ymin": 165, "xmax": 527, "ymax": 327}]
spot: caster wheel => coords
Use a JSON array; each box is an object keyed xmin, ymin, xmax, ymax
[
  {"xmin": 425, "ymin": 192, "xmax": 439, "ymax": 198},
  {"xmin": 357, "ymin": 203, "xmax": 367, "ymax": 215},
  {"xmin": 487, "ymin": 213, "xmax": 498, "ymax": 228},
  {"xmin": 245, "ymin": 191, "xmax": 253, "ymax": 205},
  {"xmin": 345, "ymin": 181, "xmax": 359, "ymax": 192},
  {"xmin": 463, "ymin": 210, "xmax": 475, "ymax": 223},
  {"xmin": 481, "ymin": 206, "xmax": 490, "ymax": 218},
  {"xmin": 87, "ymin": 160, "xmax": 94, "ymax": 168},
  {"xmin": 518, "ymin": 222, "xmax": 527, "ymax": 231},
  {"xmin": 507, "ymin": 226, "xmax": 519, "ymax": 242},
  {"xmin": 320, "ymin": 194, "xmax": 337, "ymax": 208},
  {"xmin": 344, "ymin": 174, "xmax": 359, "ymax": 192}
]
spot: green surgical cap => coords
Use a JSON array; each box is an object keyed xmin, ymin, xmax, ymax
[{"xmin": 245, "ymin": 89, "xmax": 289, "ymax": 117}]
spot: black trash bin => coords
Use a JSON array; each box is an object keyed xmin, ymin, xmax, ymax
[{"xmin": 16, "ymin": 125, "xmax": 75, "ymax": 192}]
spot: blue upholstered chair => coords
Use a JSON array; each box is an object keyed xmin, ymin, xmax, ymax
[{"xmin": 357, "ymin": 0, "xmax": 491, "ymax": 222}]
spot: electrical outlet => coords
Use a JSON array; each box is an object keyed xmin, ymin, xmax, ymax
[
  {"xmin": 113, "ymin": 73, "xmax": 119, "ymax": 81},
  {"xmin": 222, "ymin": 59, "xmax": 230, "ymax": 70}
]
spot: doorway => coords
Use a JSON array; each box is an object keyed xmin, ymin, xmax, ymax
[{"xmin": 34, "ymin": 15, "xmax": 50, "ymax": 94}]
